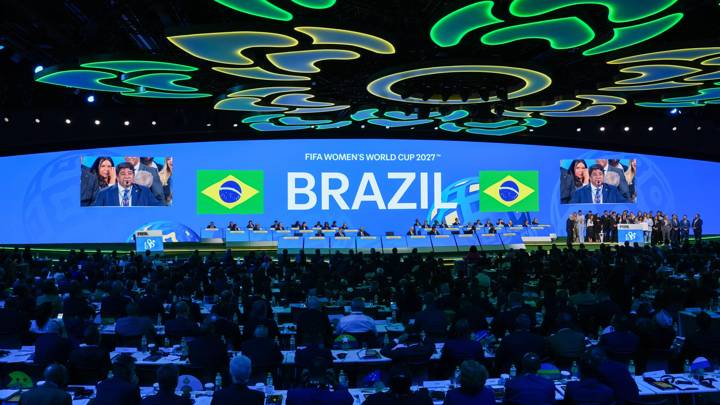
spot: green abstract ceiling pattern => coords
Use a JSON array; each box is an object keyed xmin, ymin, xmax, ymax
[
  {"xmin": 30, "ymin": 1, "xmax": 720, "ymax": 137},
  {"xmin": 431, "ymin": 0, "xmax": 683, "ymax": 56}
]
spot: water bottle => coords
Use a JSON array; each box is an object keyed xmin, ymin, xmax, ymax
[
  {"xmin": 181, "ymin": 337, "xmax": 189, "ymax": 357},
  {"xmin": 391, "ymin": 309, "xmax": 397, "ymax": 323},
  {"xmin": 163, "ymin": 336, "xmax": 170, "ymax": 348},
  {"xmin": 214, "ymin": 372, "xmax": 222, "ymax": 391},
  {"xmin": 510, "ymin": 364, "xmax": 517, "ymax": 378},
  {"xmin": 383, "ymin": 334, "xmax": 390, "ymax": 347},
  {"xmin": 274, "ymin": 336, "xmax": 280, "ymax": 347},
  {"xmin": 140, "ymin": 335, "xmax": 148, "ymax": 352},
  {"xmin": 373, "ymin": 294, "xmax": 379, "ymax": 305},
  {"xmin": 571, "ymin": 361, "xmax": 579, "ymax": 378},
  {"xmin": 290, "ymin": 335, "xmax": 296, "ymax": 351},
  {"xmin": 338, "ymin": 370, "xmax": 348, "ymax": 387},
  {"xmin": 156, "ymin": 313, "xmax": 162, "ymax": 326},
  {"xmin": 453, "ymin": 366, "xmax": 461, "ymax": 388},
  {"xmin": 265, "ymin": 373, "xmax": 274, "ymax": 394},
  {"xmin": 684, "ymin": 359, "xmax": 691, "ymax": 376},
  {"xmin": 628, "ymin": 360, "xmax": 636, "ymax": 376},
  {"xmin": 420, "ymin": 330, "xmax": 426, "ymax": 342}
]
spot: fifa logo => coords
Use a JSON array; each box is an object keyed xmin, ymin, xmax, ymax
[
  {"xmin": 626, "ymin": 231, "xmax": 637, "ymax": 241},
  {"xmin": 144, "ymin": 239, "xmax": 156, "ymax": 251}
]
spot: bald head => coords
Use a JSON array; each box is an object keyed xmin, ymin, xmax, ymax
[
  {"xmin": 230, "ymin": 355, "xmax": 251, "ymax": 385},
  {"xmin": 44, "ymin": 364, "xmax": 68, "ymax": 388}
]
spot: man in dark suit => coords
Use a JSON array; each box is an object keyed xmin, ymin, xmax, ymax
[
  {"xmin": 94, "ymin": 354, "xmax": 141, "ymax": 405},
  {"xmin": 68, "ymin": 325, "xmax": 111, "ymax": 383},
  {"xmin": 34, "ymin": 323, "xmax": 74, "ymax": 369},
  {"xmin": 211, "ymin": 355, "xmax": 264, "ymax": 405},
  {"xmin": 141, "ymin": 364, "xmax": 192, "ymax": 405},
  {"xmin": 363, "ymin": 367, "xmax": 433, "ymax": 405},
  {"xmin": 495, "ymin": 314, "xmax": 546, "ymax": 373},
  {"xmin": 570, "ymin": 165, "xmax": 628, "ymax": 204},
  {"xmin": 296, "ymin": 297, "xmax": 333, "ymax": 346},
  {"xmin": 503, "ymin": 353, "xmax": 555, "ymax": 405},
  {"xmin": 19, "ymin": 364, "xmax": 72, "ymax": 405},
  {"xmin": 491, "ymin": 292, "xmax": 536, "ymax": 338},
  {"xmin": 599, "ymin": 314, "xmax": 639, "ymax": 363},
  {"xmin": 115, "ymin": 302, "xmax": 155, "ymax": 339},
  {"xmin": 125, "ymin": 156, "xmax": 164, "ymax": 203},
  {"xmin": 188, "ymin": 321, "xmax": 229, "ymax": 380},
  {"xmin": 286, "ymin": 356, "xmax": 354, "ymax": 405},
  {"xmin": 240, "ymin": 325, "xmax": 283, "ymax": 380},
  {"xmin": 441, "ymin": 319, "xmax": 485, "ymax": 371},
  {"xmin": 692, "ymin": 213, "xmax": 703, "ymax": 243},
  {"xmin": 547, "ymin": 312, "xmax": 586, "ymax": 364},
  {"xmin": 683, "ymin": 311, "xmax": 720, "ymax": 364},
  {"xmin": 566, "ymin": 213, "xmax": 575, "ymax": 246},
  {"xmin": 101, "ymin": 281, "xmax": 132, "ymax": 319},
  {"xmin": 92, "ymin": 162, "xmax": 162, "ymax": 206},
  {"xmin": 164, "ymin": 301, "xmax": 200, "ymax": 341},
  {"xmin": 564, "ymin": 350, "xmax": 614, "ymax": 405},
  {"xmin": 357, "ymin": 227, "xmax": 370, "ymax": 236},
  {"xmin": 592, "ymin": 347, "xmax": 640, "ymax": 405},
  {"xmin": 413, "ymin": 293, "xmax": 448, "ymax": 342}
]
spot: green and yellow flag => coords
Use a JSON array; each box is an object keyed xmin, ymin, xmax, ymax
[
  {"xmin": 479, "ymin": 171, "xmax": 539, "ymax": 212},
  {"xmin": 197, "ymin": 170, "xmax": 264, "ymax": 214}
]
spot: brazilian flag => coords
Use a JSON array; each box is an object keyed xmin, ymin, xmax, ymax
[
  {"xmin": 197, "ymin": 170, "xmax": 264, "ymax": 214},
  {"xmin": 479, "ymin": 171, "xmax": 539, "ymax": 212}
]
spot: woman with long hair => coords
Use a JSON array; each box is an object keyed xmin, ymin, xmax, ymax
[
  {"xmin": 561, "ymin": 160, "xmax": 589, "ymax": 204},
  {"xmin": 158, "ymin": 156, "xmax": 173, "ymax": 205},
  {"xmin": 90, "ymin": 157, "xmax": 116, "ymax": 189}
]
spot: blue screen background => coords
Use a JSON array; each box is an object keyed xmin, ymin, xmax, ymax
[{"xmin": 0, "ymin": 138, "xmax": 716, "ymax": 243}]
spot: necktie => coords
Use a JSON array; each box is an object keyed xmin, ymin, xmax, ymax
[
  {"xmin": 594, "ymin": 187, "xmax": 601, "ymax": 204},
  {"xmin": 122, "ymin": 188, "xmax": 130, "ymax": 207}
]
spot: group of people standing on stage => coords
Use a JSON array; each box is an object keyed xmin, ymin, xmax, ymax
[{"xmin": 567, "ymin": 210, "xmax": 703, "ymax": 245}]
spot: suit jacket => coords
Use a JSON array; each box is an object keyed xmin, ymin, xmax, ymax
[
  {"xmin": 496, "ymin": 331, "xmax": 546, "ymax": 372},
  {"xmin": 137, "ymin": 163, "xmax": 164, "ymax": 203},
  {"xmin": 100, "ymin": 295, "xmax": 131, "ymax": 319},
  {"xmin": 296, "ymin": 309, "xmax": 333, "ymax": 344},
  {"xmin": 440, "ymin": 338, "xmax": 485, "ymax": 368},
  {"xmin": 605, "ymin": 166, "xmax": 630, "ymax": 200},
  {"xmin": 68, "ymin": 345, "xmax": 111, "ymax": 378},
  {"xmin": 503, "ymin": 374, "xmax": 555, "ymax": 405},
  {"xmin": 597, "ymin": 359, "xmax": 640, "ymax": 404},
  {"xmin": 693, "ymin": 218, "xmax": 703, "ymax": 233},
  {"xmin": 164, "ymin": 317, "xmax": 199, "ymax": 339},
  {"xmin": 80, "ymin": 165, "xmax": 100, "ymax": 207},
  {"xmin": 92, "ymin": 184, "xmax": 161, "ymax": 207},
  {"xmin": 240, "ymin": 337, "xmax": 283, "ymax": 370},
  {"xmin": 443, "ymin": 387, "xmax": 495, "ymax": 405},
  {"xmin": 414, "ymin": 306, "xmax": 449, "ymax": 337},
  {"xmin": 286, "ymin": 387, "xmax": 354, "ymax": 405},
  {"xmin": 34, "ymin": 333, "xmax": 74, "ymax": 367},
  {"xmin": 547, "ymin": 328, "xmax": 586, "ymax": 360},
  {"xmin": 188, "ymin": 335, "xmax": 229, "ymax": 374},
  {"xmin": 599, "ymin": 331, "xmax": 639, "ymax": 359},
  {"xmin": 570, "ymin": 184, "xmax": 627, "ymax": 204},
  {"xmin": 19, "ymin": 381, "xmax": 72, "ymax": 405},
  {"xmin": 211, "ymin": 383, "xmax": 264, "ymax": 405},
  {"xmin": 141, "ymin": 391, "xmax": 193, "ymax": 405},
  {"xmin": 95, "ymin": 377, "xmax": 141, "ymax": 405},
  {"xmin": 115, "ymin": 316, "xmax": 155, "ymax": 337},
  {"xmin": 563, "ymin": 378, "xmax": 614, "ymax": 405},
  {"xmin": 381, "ymin": 341, "xmax": 435, "ymax": 366}
]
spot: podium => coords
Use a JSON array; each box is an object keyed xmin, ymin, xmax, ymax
[
  {"xmin": 430, "ymin": 234, "xmax": 457, "ymax": 253},
  {"xmin": 305, "ymin": 236, "xmax": 330, "ymax": 254},
  {"xmin": 454, "ymin": 233, "xmax": 480, "ymax": 252},
  {"xmin": 331, "ymin": 236, "xmax": 355, "ymax": 253},
  {"xmin": 406, "ymin": 235, "xmax": 432, "ymax": 253},
  {"xmin": 356, "ymin": 236, "xmax": 381, "ymax": 253},
  {"xmin": 200, "ymin": 228, "xmax": 224, "ymax": 243},
  {"xmin": 382, "ymin": 235, "xmax": 408, "ymax": 253},
  {"xmin": 618, "ymin": 223, "xmax": 647, "ymax": 245},
  {"xmin": 277, "ymin": 236, "xmax": 303, "ymax": 254},
  {"xmin": 135, "ymin": 230, "xmax": 164, "ymax": 253}
]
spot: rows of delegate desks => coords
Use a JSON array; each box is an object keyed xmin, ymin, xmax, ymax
[{"xmin": 201, "ymin": 225, "xmax": 556, "ymax": 253}]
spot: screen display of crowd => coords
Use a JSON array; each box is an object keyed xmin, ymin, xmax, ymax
[
  {"xmin": 0, "ymin": 139, "xmax": 716, "ymax": 243},
  {"xmin": 560, "ymin": 158, "xmax": 637, "ymax": 204},
  {"xmin": 80, "ymin": 156, "xmax": 173, "ymax": 207}
]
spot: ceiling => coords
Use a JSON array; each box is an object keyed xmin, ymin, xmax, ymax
[{"xmin": 2, "ymin": 0, "xmax": 720, "ymax": 160}]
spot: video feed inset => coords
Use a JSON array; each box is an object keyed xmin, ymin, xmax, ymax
[
  {"xmin": 81, "ymin": 156, "xmax": 173, "ymax": 206},
  {"xmin": 560, "ymin": 158, "xmax": 636, "ymax": 204}
]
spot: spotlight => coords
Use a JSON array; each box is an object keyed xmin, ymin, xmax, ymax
[
  {"xmin": 361, "ymin": 124, "xmax": 366, "ymax": 129},
  {"xmin": 697, "ymin": 126, "xmax": 702, "ymax": 131},
  {"xmin": 123, "ymin": 120, "xmax": 130, "ymax": 126},
  {"xmin": 34, "ymin": 118, "xmax": 40, "ymax": 124},
  {"xmin": 206, "ymin": 123, "xmax": 212, "ymax": 127},
  {"xmin": 434, "ymin": 126, "xmax": 438, "ymax": 130},
  {"xmin": 576, "ymin": 127, "xmax": 581, "ymax": 132},
  {"xmin": 94, "ymin": 119, "xmax": 101, "ymax": 126},
  {"xmin": 86, "ymin": 95, "xmax": 95, "ymax": 103},
  {"xmin": 151, "ymin": 120, "xmax": 157, "ymax": 126},
  {"xmin": 599, "ymin": 126, "xmax": 605, "ymax": 132},
  {"xmin": 623, "ymin": 126, "xmax": 630, "ymax": 132},
  {"xmin": 3, "ymin": 117, "xmax": 8, "ymax": 123},
  {"xmin": 669, "ymin": 108, "xmax": 681, "ymax": 115},
  {"xmin": 233, "ymin": 123, "xmax": 238, "ymax": 128},
  {"xmin": 648, "ymin": 126, "xmax": 653, "ymax": 131},
  {"xmin": 672, "ymin": 126, "xmax": 677, "ymax": 131},
  {"xmin": 33, "ymin": 65, "xmax": 44, "ymax": 74},
  {"xmin": 529, "ymin": 128, "xmax": 534, "ymax": 132},
  {"xmin": 65, "ymin": 118, "xmax": 72, "ymax": 124},
  {"xmin": 385, "ymin": 126, "xmax": 390, "ymax": 129}
]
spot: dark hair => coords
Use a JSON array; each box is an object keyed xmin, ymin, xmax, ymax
[
  {"xmin": 156, "ymin": 364, "xmax": 179, "ymax": 392},
  {"xmin": 35, "ymin": 302, "xmax": 54, "ymax": 329},
  {"xmin": 388, "ymin": 367, "xmax": 411, "ymax": 395},
  {"xmin": 90, "ymin": 157, "xmax": 115, "ymax": 187},
  {"xmin": 460, "ymin": 360, "xmax": 487, "ymax": 394},
  {"xmin": 521, "ymin": 352, "xmax": 541, "ymax": 374},
  {"xmin": 588, "ymin": 164, "xmax": 604, "ymax": 177},
  {"xmin": 115, "ymin": 162, "xmax": 134, "ymax": 175},
  {"xmin": 112, "ymin": 353, "xmax": 136, "ymax": 381},
  {"xmin": 568, "ymin": 160, "xmax": 588, "ymax": 185},
  {"xmin": 83, "ymin": 324, "xmax": 100, "ymax": 345}
]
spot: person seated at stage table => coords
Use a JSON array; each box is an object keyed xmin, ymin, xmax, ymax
[
  {"xmin": 92, "ymin": 162, "xmax": 162, "ymax": 207},
  {"xmin": 331, "ymin": 220, "xmax": 338, "ymax": 228},
  {"xmin": 211, "ymin": 355, "xmax": 264, "ymax": 405},
  {"xmin": 314, "ymin": 221, "xmax": 323, "ymax": 228},
  {"xmin": 206, "ymin": 221, "xmax": 217, "ymax": 230},
  {"xmin": 286, "ymin": 356, "xmax": 354, "ymax": 405},
  {"xmin": 336, "ymin": 298, "xmax": 377, "ymax": 336},
  {"xmin": 115, "ymin": 302, "xmax": 155, "ymax": 338},
  {"xmin": 532, "ymin": 217, "xmax": 540, "ymax": 225},
  {"xmin": 357, "ymin": 227, "xmax": 370, "ymax": 237},
  {"xmin": 427, "ymin": 225, "xmax": 440, "ymax": 235},
  {"xmin": 570, "ymin": 164, "xmax": 628, "ymax": 204},
  {"xmin": 507, "ymin": 220, "xmax": 514, "ymax": 227},
  {"xmin": 340, "ymin": 222, "xmax": 349, "ymax": 229},
  {"xmin": 95, "ymin": 353, "xmax": 141, "ymax": 405},
  {"xmin": 407, "ymin": 226, "xmax": 419, "ymax": 236},
  {"xmin": 20, "ymin": 364, "xmax": 72, "ymax": 405},
  {"xmin": 246, "ymin": 220, "xmax": 255, "ymax": 229},
  {"xmin": 314, "ymin": 229, "xmax": 325, "ymax": 237},
  {"xmin": 451, "ymin": 218, "xmax": 461, "ymax": 227},
  {"xmin": 141, "ymin": 364, "xmax": 192, "ymax": 405},
  {"xmin": 335, "ymin": 228, "xmax": 347, "ymax": 237},
  {"xmin": 563, "ymin": 350, "xmax": 614, "ymax": 405},
  {"xmin": 523, "ymin": 220, "xmax": 530, "ymax": 227},
  {"xmin": 443, "ymin": 360, "xmax": 495, "ymax": 405},
  {"xmin": 300, "ymin": 221, "xmax": 309, "ymax": 230},
  {"xmin": 322, "ymin": 221, "xmax": 332, "ymax": 230},
  {"xmin": 271, "ymin": 221, "xmax": 285, "ymax": 230},
  {"xmin": 227, "ymin": 221, "xmax": 238, "ymax": 231},
  {"xmin": 503, "ymin": 352, "xmax": 555, "ymax": 405},
  {"xmin": 363, "ymin": 367, "xmax": 433, "ymax": 405}
]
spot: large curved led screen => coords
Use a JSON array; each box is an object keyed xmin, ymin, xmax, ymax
[{"xmin": 0, "ymin": 139, "xmax": 717, "ymax": 244}]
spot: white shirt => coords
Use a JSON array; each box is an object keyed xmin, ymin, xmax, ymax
[
  {"xmin": 591, "ymin": 184, "xmax": 603, "ymax": 204},
  {"xmin": 118, "ymin": 184, "xmax": 133, "ymax": 206},
  {"xmin": 336, "ymin": 312, "xmax": 377, "ymax": 334}
]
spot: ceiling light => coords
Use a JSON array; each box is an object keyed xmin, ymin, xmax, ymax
[
  {"xmin": 2, "ymin": 117, "xmax": 8, "ymax": 123},
  {"xmin": 624, "ymin": 126, "xmax": 630, "ymax": 132},
  {"xmin": 669, "ymin": 108, "xmax": 680, "ymax": 115},
  {"xmin": 65, "ymin": 118, "xmax": 72, "ymax": 124},
  {"xmin": 86, "ymin": 95, "xmax": 95, "ymax": 103},
  {"xmin": 123, "ymin": 120, "xmax": 130, "ymax": 126},
  {"xmin": 648, "ymin": 126, "xmax": 654, "ymax": 131},
  {"xmin": 206, "ymin": 123, "xmax": 212, "ymax": 127},
  {"xmin": 576, "ymin": 128, "xmax": 581, "ymax": 132},
  {"xmin": 360, "ymin": 125, "xmax": 365, "ymax": 129},
  {"xmin": 599, "ymin": 126, "xmax": 605, "ymax": 132},
  {"xmin": 151, "ymin": 121, "xmax": 157, "ymax": 126},
  {"xmin": 94, "ymin": 119, "xmax": 101, "ymax": 126},
  {"xmin": 697, "ymin": 126, "xmax": 702, "ymax": 130},
  {"xmin": 34, "ymin": 65, "xmax": 44, "ymax": 74},
  {"xmin": 34, "ymin": 118, "xmax": 40, "ymax": 124},
  {"xmin": 672, "ymin": 126, "xmax": 677, "ymax": 131},
  {"xmin": 233, "ymin": 123, "xmax": 238, "ymax": 128}
]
